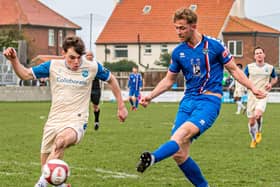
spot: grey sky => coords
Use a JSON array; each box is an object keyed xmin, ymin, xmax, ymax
[{"xmin": 39, "ymin": 0, "xmax": 280, "ymax": 50}]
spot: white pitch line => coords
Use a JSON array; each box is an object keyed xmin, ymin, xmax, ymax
[
  {"xmin": 0, "ymin": 160, "xmax": 139, "ymax": 179},
  {"xmin": 0, "ymin": 171, "xmax": 27, "ymax": 176}
]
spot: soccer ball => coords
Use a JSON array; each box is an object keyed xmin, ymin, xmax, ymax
[{"xmin": 43, "ymin": 159, "xmax": 70, "ymax": 186}]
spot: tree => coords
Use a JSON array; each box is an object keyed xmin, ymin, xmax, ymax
[
  {"xmin": 104, "ymin": 59, "xmax": 138, "ymax": 72},
  {"xmin": 154, "ymin": 52, "xmax": 171, "ymax": 68},
  {"xmin": 0, "ymin": 29, "xmax": 24, "ymax": 50}
]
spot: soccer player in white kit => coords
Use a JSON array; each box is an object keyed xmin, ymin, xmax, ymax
[
  {"xmin": 229, "ymin": 64, "xmax": 247, "ymax": 114},
  {"xmin": 244, "ymin": 46, "xmax": 278, "ymax": 148},
  {"xmin": 3, "ymin": 36, "xmax": 128, "ymax": 187}
]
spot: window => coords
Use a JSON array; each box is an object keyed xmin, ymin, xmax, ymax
[
  {"xmin": 144, "ymin": 44, "xmax": 152, "ymax": 55},
  {"xmin": 114, "ymin": 45, "xmax": 128, "ymax": 58},
  {"xmin": 161, "ymin": 44, "xmax": 168, "ymax": 54},
  {"xmin": 58, "ymin": 30, "xmax": 63, "ymax": 47},
  {"xmin": 143, "ymin": 5, "xmax": 152, "ymax": 14},
  {"xmin": 189, "ymin": 4, "xmax": 197, "ymax": 12},
  {"xmin": 228, "ymin": 40, "xmax": 243, "ymax": 57},
  {"xmin": 48, "ymin": 29, "xmax": 55, "ymax": 47}
]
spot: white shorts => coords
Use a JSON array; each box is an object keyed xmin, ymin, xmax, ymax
[
  {"xmin": 233, "ymin": 89, "xmax": 245, "ymax": 98},
  {"xmin": 247, "ymin": 95, "xmax": 268, "ymax": 118},
  {"xmin": 41, "ymin": 122, "xmax": 87, "ymax": 153}
]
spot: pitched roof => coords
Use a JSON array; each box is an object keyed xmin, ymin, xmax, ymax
[
  {"xmin": 96, "ymin": 0, "xmax": 234, "ymax": 44},
  {"xmin": 224, "ymin": 16, "xmax": 280, "ymax": 34},
  {"xmin": 0, "ymin": 0, "xmax": 81, "ymax": 29}
]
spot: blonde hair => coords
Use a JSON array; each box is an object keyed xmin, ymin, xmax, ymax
[{"xmin": 173, "ymin": 8, "xmax": 197, "ymax": 24}]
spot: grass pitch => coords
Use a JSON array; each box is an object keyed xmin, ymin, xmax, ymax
[{"xmin": 0, "ymin": 101, "xmax": 280, "ymax": 187}]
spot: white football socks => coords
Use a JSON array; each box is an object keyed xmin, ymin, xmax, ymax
[
  {"xmin": 248, "ymin": 123, "xmax": 257, "ymax": 141},
  {"xmin": 34, "ymin": 175, "xmax": 47, "ymax": 187}
]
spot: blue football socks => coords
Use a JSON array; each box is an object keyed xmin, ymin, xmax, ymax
[
  {"xmin": 152, "ymin": 140, "xmax": 180, "ymax": 163},
  {"xmin": 179, "ymin": 157, "xmax": 208, "ymax": 187},
  {"xmin": 135, "ymin": 98, "xmax": 139, "ymax": 108}
]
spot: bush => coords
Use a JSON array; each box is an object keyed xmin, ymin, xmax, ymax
[
  {"xmin": 103, "ymin": 59, "xmax": 137, "ymax": 72},
  {"xmin": 154, "ymin": 52, "xmax": 171, "ymax": 67}
]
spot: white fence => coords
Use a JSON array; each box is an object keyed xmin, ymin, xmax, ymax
[{"xmin": 0, "ymin": 53, "xmax": 18, "ymax": 85}]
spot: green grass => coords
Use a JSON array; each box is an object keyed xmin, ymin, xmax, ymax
[{"xmin": 0, "ymin": 101, "xmax": 280, "ymax": 187}]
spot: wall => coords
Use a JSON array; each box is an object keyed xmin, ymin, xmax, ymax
[
  {"xmin": 23, "ymin": 27, "xmax": 76, "ymax": 61},
  {"xmin": 0, "ymin": 87, "xmax": 51, "ymax": 101},
  {"xmin": 1, "ymin": 87, "xmax": 280, "ymax": 103},
  {"xmin": 96, "ymin": 43, "xmax": 177, "ymax": 71},
  {"xmin": 223, "ymin": 33, "xmax": 279, "ymax": 67}
]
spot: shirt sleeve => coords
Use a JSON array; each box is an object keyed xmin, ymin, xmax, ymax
[
  {"xmin": 31, "ymin": 61, "xmax": 51, "ymax": 79},
  {"xmin": 216, "ymin": 40, "xmax": 233, "ymax": 65},
  {"xmin": 95, "ymin": 62, "xmax": 111, "ymax": 81},
  {"xmin": 169, "ymin": 51, "xmax": 181, "ymax": 73},
  {"xmin": 244, "ymin": 66, "xmax": 249, "ymax": 77},
  {"xmin": 271, "ymin": 67, "xmax": 277, "ymax": 78}
]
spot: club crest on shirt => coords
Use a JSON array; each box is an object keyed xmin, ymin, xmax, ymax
[
  {"xmin": 191, "ymin": 58, "xmax": 201, "ymax": 76},
  {"xmin": 82, "ymin": 69, "xmax": 89, "ymax": 78}
]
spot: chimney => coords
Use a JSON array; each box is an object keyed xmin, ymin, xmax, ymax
[
  {"xmin": 114, "ymin": 0, "xmax": 122, "ymax": 4},
  {"xmin": 231, "ymin": 0, "xmax": 246, "ymax": 18}
]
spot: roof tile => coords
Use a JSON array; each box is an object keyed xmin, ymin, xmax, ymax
[
  {"xmin": 0, "ymin": 0, "xmax": 80, "ymax": 29},
  {"xmin": 96, "ymin": 0, "xmax": 234, "ymax": 44}
]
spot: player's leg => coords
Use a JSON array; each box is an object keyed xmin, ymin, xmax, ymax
[
  {"xmin": 137, "ymin": 95, "xmax": 220, "ymax": 185},
  {"xmin": 136, "ymin": 98, "xmax": 191, "ymax": 172},
  {"xmin": 255, "ymin": 109, "xmax": 263, "ymax": 144},
  {"xmin": 35, "ymin": 126, "xmax": 56, "ymax": 187},
  {"xmin": 172, "ymin": 139, "xmax": 208, "ymax": 187},
  {"xmin": 128, "ymin": 89, "xmax": 135, "ymax": 109},
  {"xmin": 248, "ymin": 117, "xmax": 257, "ymax": 148},
  {"xmin": 47, "ymin": 128, "xmax": 77, "ymax": 160},
  {"xmin": 34, "ymin": 153, "xmax": 50, "ymax": 187},
  {"xmin": 93, "ymin": 104, "xmax": 100, "ymax": 130},
  {"xmin": 253, "ymin": 99, "xmax": 267, "ymax": 144},
  {"xmin": 235, "ymin": 97, "xmax": 245, "ymax": 114},
  {"xmin": 134, "ymin": 90, "xmax": 140, "ymax": 110},
  {"xmin": 92, "ymin": 90, "xmax": 101, "ymax": 130}
]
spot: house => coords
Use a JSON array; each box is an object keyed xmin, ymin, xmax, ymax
[
  {"xmin": 0, "ymin": 0, "xmax": 81, "ymax": 62},
  {"xmin": 96, "ymin": 0, "xmax": 280, "ymax": 71}
]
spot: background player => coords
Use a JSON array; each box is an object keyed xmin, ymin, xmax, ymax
[
  {"xmin": 85, "ymin": 51, "xmax": 102, "ymax": 130},
  {"xmin": 136, "ymin": 8, "xmax": 265, "ymax": 187},
  {"xmin": 244, "ymin": 46, "xmax": 278, "ymax": 148},
  {"xmin": 3, "ymin": 35, "xmax": 128, "ymax": 187},
  {"xmin": 128, "ymin": 66, "xmax": 143, "ymax": 111},
  {"xmin": 228, "ymin": 63, "xmax": 247, "ymax": 114}
]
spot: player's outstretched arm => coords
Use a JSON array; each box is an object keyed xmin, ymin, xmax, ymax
[
  {"xmin": 225, "ymin": 59, "xmax": 266, "ymax": 99},
  {"xmin": 107, "ymin": 74, "xmax": 128, "ymax": 122},
  {"xmin": 140, "ymin": 71, "xmax": 177, "ymax": 107},
  {"xmin": 265, "ymin": 77, "xmax": 278, "ymax": 91},
  {"xmin": 3, "ymin": 47, "xmax": 34, "ymax": 80}
]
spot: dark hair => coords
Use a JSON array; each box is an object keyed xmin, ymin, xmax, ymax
[
  {"xmin": 62, "ymin": 35, "xmax": 85, "ymax": 55},
  {"xmin": 253, "ymin": 46, "xmax": 264, "ymax": 54},
  {"xmin": 173, "ymin": 8, "xmax": 197, "ymax": 24},
  {"xmin": 236, "ymin": 63, "xmax": 243, "ymax": 69}
]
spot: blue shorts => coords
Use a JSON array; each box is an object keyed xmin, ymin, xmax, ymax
[
  {"xmin": 129, "ymin": 89, "xmax": 140, "ymax": 97},
  {"xmin": 171, "ymin": 94, "xmax": 222, "ymax": 139}
]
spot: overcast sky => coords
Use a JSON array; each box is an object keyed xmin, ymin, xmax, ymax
[{"xmin": 39, "ymin": 0, "xmax": 280, "ymax": 51}]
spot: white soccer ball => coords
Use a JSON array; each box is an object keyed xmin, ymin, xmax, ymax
[{"xmin": 43, "ymin": 159, "xmax": 70, "ymax": 186}]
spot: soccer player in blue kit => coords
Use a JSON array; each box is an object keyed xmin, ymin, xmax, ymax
[
  {"xmin": 136, "ymin": 8, "xmax": 265, "ymax": 187},
  {"xmin": 128, "ymin": 66, "xmax": 143, "ymax": 111}
]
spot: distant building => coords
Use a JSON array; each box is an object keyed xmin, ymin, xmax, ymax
[
  {"xmin": 0, "ymin": 0, "xmax": 81, "ymax": 62},
  {"xmin": 96, "ymin": 0, "xmax": 280, "ymax": 71}
]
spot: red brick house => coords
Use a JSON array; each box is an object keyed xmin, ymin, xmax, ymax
[
  {"xmin": 96, "ymin": 0, "xmax": 280, "ymax": 70},
  {"xmin": 0, "ymin": 0, "xmax": 81, "ymax": 62}
]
